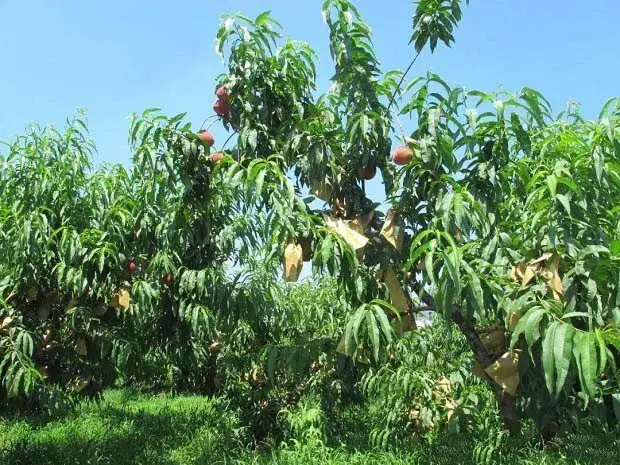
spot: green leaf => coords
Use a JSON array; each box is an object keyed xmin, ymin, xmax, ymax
[
  {"xmin": 467, "ymin": 274, "xmax": 484, "ymax": 316},
  {"xmin": 510, "ymin": 307, "xmax": 545, "ymax": 349},
  {"xmin": 320, "ymin": 234, "xmax": 333, "ymax": 266},
  {"xmin": 574, "ymin": 331, "xmax": 598, "ymax": 399},
  {"xmin": 553, "ymin": 322, "xmax": 573, "ymax": 396},
  {"xmin": 593, "ymin": 152, "xmax": 604, "ymax": 183},
  {"xmin": 556, "ymin": 194, "xmax": 571, "ymax": 215},
  {"xmin": 525, "ymin": 308, "xmax": 546, "ymax": 347},
  {"xmin": 424, "ymin": 248, "xmax": 436, "ymax": 286},
  {"xmin": 373, "ymin": 304, "xmax": 394, "ymax": 345},
  {"xmin": 595, "ymin": 328, "xmax": 608, "ymax": 376},
  {"xmin": 547, "ymin": 174, "xmax": 557, "ymax": 197},
  {"xmin": 542, "ymin": 320, "xmax": 558, "ymax": 395},
  {"xmin": 366, "ymin": 310, "xmax": 380, "ymax": 361}
]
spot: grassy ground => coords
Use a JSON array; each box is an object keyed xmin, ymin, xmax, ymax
[{"xmin": 1, "ymin": 390, "xmax": 620, "ymax": 465}]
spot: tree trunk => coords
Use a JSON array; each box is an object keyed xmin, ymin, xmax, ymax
[
  {"xmin": 452, "ymin": 310, "xmax": 521, "ymax": 435},
  {"xmin": 416, "ymin": 293, "xmax": 523, "ymax": 435},
  {"xmin": 493, "ymin": 387, "xmax": 520, "ymax": 435}
]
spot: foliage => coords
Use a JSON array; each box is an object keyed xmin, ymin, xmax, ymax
[
  {"xmin": 213, "ymin": 0, "xmax": 620, "ymax": 435},
  {"xmin": 3, "ymin": 390, "xmax": 620, "ymax": 465},
  {"xmin": 0, "ymin": 107, "xmax": 310, "ymax": 405},
  {"xmin": 2, "ymin": 0, "xmax": 620, "ymax": 448},
  {"xmin": 411, "ymin": 0, "xmax": 470, "ymax": 53},
  {"xmin": 361, "ymin": 318, "xmax": 497, "ymax": 446}
]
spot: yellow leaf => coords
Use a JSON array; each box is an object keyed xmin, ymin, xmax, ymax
[
  {"xmin": 324, "ymin": 215, "xmax": 369, "ymax": 251},
  {"xmin": 333, "ymin": 196, "xmax": 348, "ymax": 216},
  {"xmin": 380, "ymin": 209, "xmax": 404, "ymax": 252},
  {"xmin": 283, "ymin": 243, "xmax": 303, "ymax": 282},
  {"xmin": 545, "ymin": 254, "xmax": 563, "ymax": 301},
  {"xmin": 113, "ymin": 289, "xmax": 131, "ymax": 311},
  {"xmin": 445, "ymin": 399, "xmax": 458, "ymax": 422},
  {"xmin": 530, "ymin": 252, "xmax": 553, "ymax": 265},
  {"xmin": 507, "ymin": 311, "xmax": 521, "ymax": 332},
  {"xmin": 437, "ymin": 376, "xmax": 452, "ymax": 394},
  {"xmin": 1, "ymin": 316, "xmax": 14, "ymax": 329},
  {"xmin": 521, "ymin": 264, "xmax": 539, "ymax": 286},
  {"xmin": 484, "ymin": 351, "xmax": 520, "ymax": 396}
]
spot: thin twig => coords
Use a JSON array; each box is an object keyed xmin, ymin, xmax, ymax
[{"xmin": 386, "ymin": 50, "xmax": 422, "ymax": 114}]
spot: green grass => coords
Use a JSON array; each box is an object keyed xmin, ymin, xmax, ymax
[
  {"xmin": 2, "ymin": 390, "xmax": 620, "ymax": 465},
  {"xmin": 0, "ymin": 390, "xmax": 245, "ymax": 465}
]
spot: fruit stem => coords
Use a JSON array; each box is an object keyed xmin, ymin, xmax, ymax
[
  {"xmin": 200, "ymin": 115, "xmax": 219, "ymax": 131},
  {"xmin": 392, "ymin": 108, "xmax": 408, "ymax": 141},
  {"xmin": 220, "ymin": 132, "xmax": 237, "ymax": 152}
]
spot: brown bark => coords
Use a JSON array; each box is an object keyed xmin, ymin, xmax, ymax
[
  {"xmin": 417, "ymin": 290, "xmax": 521, "ymax": 435},
  {"xmin": 451, "ymin": 310, "xmax": 521, "ymax": 435}
]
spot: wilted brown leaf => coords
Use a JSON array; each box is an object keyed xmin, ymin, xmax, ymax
[
  {"xmin": 380, "ymin": 209, "xmax": 404, "ymax": 252},
  {"xmin": 521, "ymin": 264, "xmax": 540, "ymax": 286},
  {"xmin": 382, "ymin": 269, "xmax": 410, "ymax": 314},
  {"xmin": 1, "ymin": 316, "xmax": 14, "ymax": 330},
  {"xmin": 393, "ymin": 313, "xmax": 417, "ymax": 335},
  {"xmin": 481, "ymin": 328, "xmax": 505, "ymax": 356},
  {"xmin": 283, "ymin": 243, "xmax": 303, "ymax": 282},
  {"xmin": 484, "ymin": 350, "xmax": 520, "ymax": 396},
  {"xmin": 113, "ymin": 289, "xmax": 131, "ymax": 311},
  {"xmin": 545, "ymin": 255, "xmax": 563, "ymax": 301},
  {"xmin": 310, "ymin": 179, "xmax": 332, "ymax": 202},
  {"xmin": 324, "ymin": 215, "xmax": 369, "ymax": 251},
  {"xmin": 512, "ymin": 253, "xmax": 563, "ymax": 301}
]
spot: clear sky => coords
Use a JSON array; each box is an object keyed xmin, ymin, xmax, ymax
[{"xmin": 1, "ymin": 0, "xmax": 618, "ymax": 169}]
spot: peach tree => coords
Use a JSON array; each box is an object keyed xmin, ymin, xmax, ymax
[
  {"xmin": 0, "ymin": 107, "xmax": 309, "ymax": 406},
  {"xmin": 212, "ymin": 0, "xmax": 620, "ymax": 436}
]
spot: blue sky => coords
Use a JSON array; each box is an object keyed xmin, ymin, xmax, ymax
[{"xmin": 1, "ymin": 0, "xmax": 618, "ymax": 171}]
